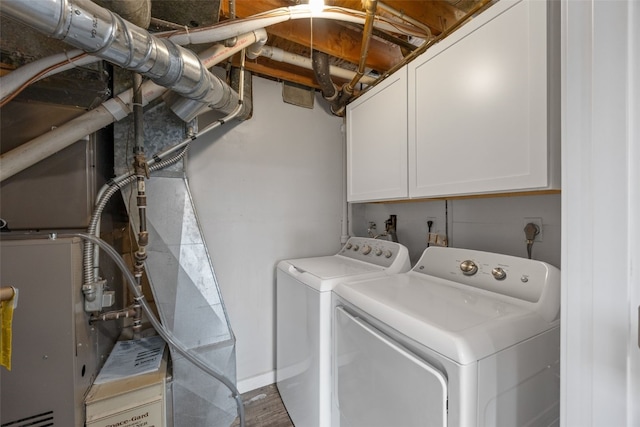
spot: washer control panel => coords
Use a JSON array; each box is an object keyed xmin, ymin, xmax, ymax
[{"xmin": 338, "ymin": 237, "xmax": 408, "ymax": 269}]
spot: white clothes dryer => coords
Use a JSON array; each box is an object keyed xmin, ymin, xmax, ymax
[
  {"xmin": 333, "ymin": 246, "xmax": 561, "ymax": 427},
  {"xmin": 276, "ymin": 237, "xmax": 410, "ymax": 427}
]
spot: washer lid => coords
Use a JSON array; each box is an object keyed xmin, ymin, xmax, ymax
[
  {"xmin": 286, "ymin": 256, "xmax": 384, "ymax": 279},
  {"xmin": 278, "ymin": 257, "xmax": 385, "ymax": 292},
  {"xmin": 334, "ymin": 273, "xmax": 558, "ymax": 365}
]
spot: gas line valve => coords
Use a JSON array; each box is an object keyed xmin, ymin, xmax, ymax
[{"xmin": 81, "ymin": 279, "xmax": 115, "ymax": 313}]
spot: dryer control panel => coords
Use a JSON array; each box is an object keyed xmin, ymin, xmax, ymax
[
  {"xmin": 412, "ymin": 246, "xmax": 560, "ymax": 322},
  {"xmin": 338, "ymin": 237, "xmax": 410, "ymax": 271}
]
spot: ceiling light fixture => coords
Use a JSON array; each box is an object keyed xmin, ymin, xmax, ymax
[{"xmin": 308, "ymin": 0, "xmax": 325, "ymax": 15}]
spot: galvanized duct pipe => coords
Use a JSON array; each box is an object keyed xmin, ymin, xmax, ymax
[
  {"xmin": 0, "ymin": 30, "xmax": 265, "ymax": 183},
  {"xmin": 165, "ymin": 29, "xmax": 266, "ymax": 120},
  {"xmin": 0, "ymin": 0, "xmax": 241, "ymax": 122}
]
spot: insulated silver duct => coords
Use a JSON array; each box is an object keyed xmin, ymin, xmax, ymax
[{"xmin": 1, "ymin": 0, "xmax": 242, "ymax": 122}]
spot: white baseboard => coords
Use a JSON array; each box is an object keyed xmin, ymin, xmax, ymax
[{"xmin": 237, "ymin": 370, "xmax": 276, "ymax": 394}]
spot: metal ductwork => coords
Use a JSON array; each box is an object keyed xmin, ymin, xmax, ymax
[{"xmin": 1, "ymin": 0, "xmax": 243, "ymax": 122}]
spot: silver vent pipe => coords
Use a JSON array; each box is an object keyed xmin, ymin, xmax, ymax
[
  {"xmin": 0, "ymin": 29, "xmax": 266, "ymax": 183},
  {"xmin": 1, "ymin": 0, "xmax": 243, "ymax": 122}
]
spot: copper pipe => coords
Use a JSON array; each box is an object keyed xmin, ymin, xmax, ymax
[
  {"xmin": 89, "ymin": 306, "xmax": 138, "ymax": 323},
  {"xmin": 346, "ymin": 0, "xmax": 378, "ymax": 92},
  {"xmin": 332, "ymin": 0, "xmax": 378, "ymax": 115},
  {"xmin": 150, "ymin": 17, "xmax": 186, "ymax": 31},
  {"xmin": 229, "ymin": 0, "xmax": 236, "ymax": 20},
  {"xmin": 0, "ymin": 286, "xmax": 15, "ymax": 302},
  {"xmin": 377, "ymin": 2, "xmax": 432, "ymax": 39},
  {"xmin": 353, "ymin": 0, "xmax": 493, "ymax": 100}
]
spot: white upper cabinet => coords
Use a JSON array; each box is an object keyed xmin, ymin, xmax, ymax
[
  {"xmin": 408, "ymin": 0, "xmax": 560, "ymax": 198},
  {"xmin": 346, "ymin": 66, "xmax": 408, "ymax": 202}
]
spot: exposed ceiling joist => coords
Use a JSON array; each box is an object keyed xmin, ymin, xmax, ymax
[{"xmin": 219, "ymin": 0, "xmax": 491, "ymax": 90}]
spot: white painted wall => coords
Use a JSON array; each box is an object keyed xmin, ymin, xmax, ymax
[
  {"xmin": 187, "ymin": 76, "xmax": 345, "ymax": 392},
  {"xmin": 182, "ymin": 3, "xmax": 640, "ymax": 423},
  {"xmin": 351, "ymin": 194, "xmax": 561, "ymax": 267}
]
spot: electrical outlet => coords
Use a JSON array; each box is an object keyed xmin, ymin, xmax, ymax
[{"xmin": 523, "ymin": 217, "xmax": 543, "ymax": 242}]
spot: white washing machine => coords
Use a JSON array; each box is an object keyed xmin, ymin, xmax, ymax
[
  {"xmin": 276, "ymin": 237, "xmax": 410, "ymax": 427},
  {"xmin": 333, "ymin": 246, "xmax": 561, "ymax": 427}
]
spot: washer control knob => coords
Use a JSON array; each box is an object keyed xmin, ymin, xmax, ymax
[
  {"xmin": 362, "ymin": 245, "xmax": 372, "ymax": 255},
  {"xmin": 460, "ymin": 260, "xmax": 478, "ymax": 276},
  {"xmin": 492, "ymin": 267, "xmax": 507, "ymax": 280},
  {"xmin": 384, "ymin": 250, "xmax": 393, "ymax": 258},
  {"xmin": 352, "ymin": 245, "xmax": 359, "ymax": 251},
  {"xmin": 375, "ymin": 248, "xmax": 383, "ymax": 256},
  {"xmin": 345, "ymin": 243, "xmax": 352, "ymax": 249}
]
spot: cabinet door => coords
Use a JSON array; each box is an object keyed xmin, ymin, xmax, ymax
[
  {"xmin": 408, "ymin": 0, "xmax": 554, "ymax": 198},
  {"xmin": 347, "ymin": 67, "xmax": 408, "ymax": 202}
]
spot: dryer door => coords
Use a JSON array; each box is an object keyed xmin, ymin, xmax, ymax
[{"xmin": 334, "ymin": 307, "xmax": 448, "ymax": 427}]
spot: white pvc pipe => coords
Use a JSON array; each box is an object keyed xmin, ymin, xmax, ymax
[
  {"xmin": 0, "ymin": 50, "xmax": 100, "ymax": 103},
  {"xmin": 0, "ymin": 29, "xmax": 266, "ymax": 109},
  {"xmin": 167, "ymin": 5, "xmax": 429, "ymax": 45},
  {"xmin": 0, "ymin": 4, "xmax": 424, "ymax": 110},
  {"xmin": 0, "ymin": 80, "xmax": 167, "ymax": 182},
  {"xmin": 162, "ymin": 28, "xmax": 265, "ymax": 122},
  {"xmin": 259, "ymin": 45, "xmax": 376, "ymax": 86},
  {"xmin": 1, "ymin": 0, "xmax": 242, "ymax": 122}
]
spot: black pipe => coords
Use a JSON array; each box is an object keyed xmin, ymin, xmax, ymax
[{"xmin": 312, "ymin": 50, "xmax": 344, "ymax": 115}]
